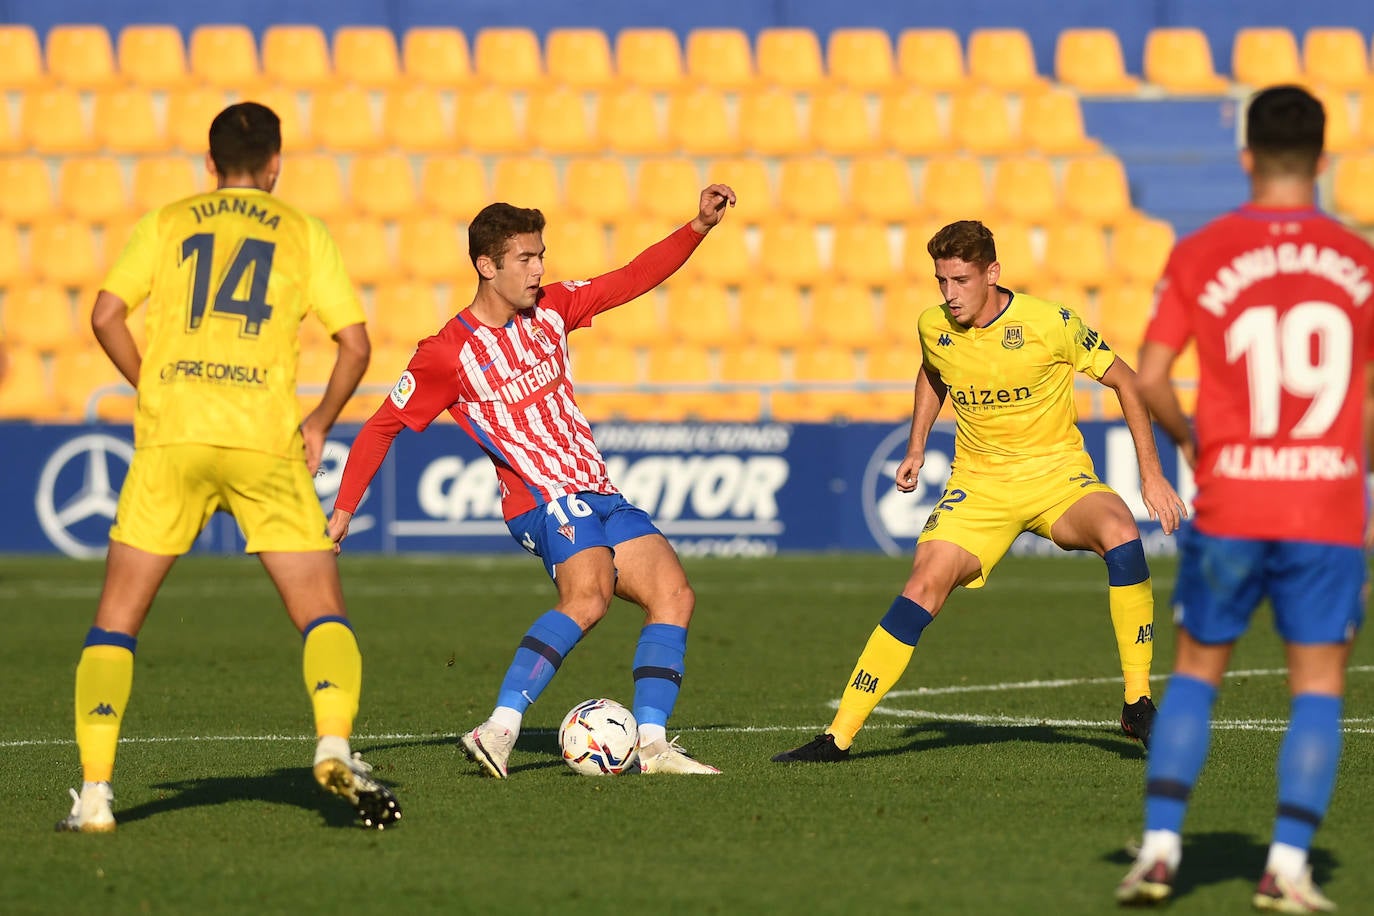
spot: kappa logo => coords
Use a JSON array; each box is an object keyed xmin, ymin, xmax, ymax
[
  {"xmin": 37, "ymin": 433, "xmax": 134, "ymax": 559},
  {"xmin": 1059, "ymin": 307, "xmax": 1071, "ymax": 324},
  {"xmin": 89, "ymin": 703, "xmax": 117, "ymax": 717},
  {"xmin": 313, "ymin": 680, "xmax": 338, "ymax": 693},
  {"xmin": 558, "ymin": 524, "xmax": 576, "ymax": 543},
  {"xmin": 937, "ymin": 333, "xmax": 953, "ymax": 347}
]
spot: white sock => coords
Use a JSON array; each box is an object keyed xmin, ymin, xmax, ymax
[
  {"xmin": 490, "ymin": 706, "xmax": 523, "ymax": 736},
  {"xmin": 638, "ymin": 723, "xmax": 666, "ymax": 748},
  {"xmin": 1265, "ymin": 842, "xmax": 1307, "ymax": 881},
  {"xmin": 1140, "ymin": 829, "xmax": 1183, "ymax": 871},
  {"xmin": 314, "ymin": 734, "xmax": 351, "ymax": 766}
]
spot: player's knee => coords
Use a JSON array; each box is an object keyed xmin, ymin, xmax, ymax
[{"xmin": 645, "ymin": 581, "xmax": 695, "ymax": 625}]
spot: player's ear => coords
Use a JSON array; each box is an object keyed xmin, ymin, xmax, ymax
[
  {"xmin": 987, "ymin": 260, "xmax": 1001, "ymax": 287},
  {"xmin": 476, "ymin": 254, "xmax": 497, "ymax": 281},
  {"xmin": 1239, "ymin": 147, "xmax": 1254, "ymax": 176},
  {"xmin": 204, "ymin": 151, "xmax": 218, "ymax": 181},
  {"xmin": 1314, "ymin": 151, "xmax": 1329, "ymax": 178}
]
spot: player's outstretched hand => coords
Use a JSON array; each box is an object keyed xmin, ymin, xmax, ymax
[
  {"xmin": 1141, "ymin": 475, "xmax": 1188, "ymax": 535},
  {"xmin": 894, "ymin": 452, "xmax": 923, "ymax": 493},
  {"xmin": 691, "ymin": 184, "xmax": 736, "ymax": 233},
  {"xmin": 327, "ymin": 508, "xmax": 353, "ymax": 555}
]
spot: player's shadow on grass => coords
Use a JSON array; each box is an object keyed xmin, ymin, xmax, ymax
[
  {"xmin": 868, "ymin": 721, "xmax": 1144, "ymax": 760},
  {"xmin": 1101, "ymin": 832, "xmax": 1337, "ymax": 898}
]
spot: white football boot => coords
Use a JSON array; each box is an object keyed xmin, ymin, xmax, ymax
[
  {"xmin": 56, "ymin": 781, "xmax": 115, "ymax": 833},
  {"xmin": 460, "ymin": 720, "xmax": 516, "ymax": 779},
  {"xmin": 638, "ymin": 737, "xmax": 721, "ymax": 775}
]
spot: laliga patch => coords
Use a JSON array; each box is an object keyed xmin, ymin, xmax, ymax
[
  {"xmin": 1001, "ymin": 324, "xmax": 1024, "ymax": 349},
  {"xmin": 560, "ymin": 280, "xmax": 590, "ymax": 291},
  {"xmin": 389, "ymin": 371, "xmax": 417, "ymax": 408},
  {"xmin": 557, "ymin": 524, "xmax": 576, "ymax": 543}
]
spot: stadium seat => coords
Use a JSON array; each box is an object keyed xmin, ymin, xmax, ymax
[
  {"xmin": 491, "ymin": 156, "xmax": 562, "ymax": 216},
  {"xmin": 382, "ymin": 85, "xmax": 455, "ymax": 151},
  {"xmin": 810, "ymin": 281, "xmax": 883, "ymax": 349},
  {"xmin": 0, "ymin": 25, "xmax": 45, "ymax": 90},
  {"xmin": 311, "ymin": 85, "xmax": 383, "ymax": 153},
  {"xmin": 777, "ymin": 157, "xmax": 845, "ymax": 224},
  {"xmin": 1094, "ymin": 284, "xmax": 1152, "ymax": 357},
  {"xmin": 611, "ymin": 220, "xmax": 676, "ymax": 269},
  {"xmin": 680, "ymin": 218, "xmax": 752, "ymax": 286},
  {"xmin": 1143, "ymin": 28, "xmax": 1229, "ymax": 94},
  {"xmin": 333, "ymin": 26, "xmax": 402, "ymax": 88},
  {"xmin": 402, "ymin": 27, "xmax": 473, "ymax": 88},
  {"xmin": 711, "ymin": 344, "xmax": 771, "ymax": 420},
  {"xmin": 458, "ymin": 87, "xmax": 525, "ymax": 154},
  {"xmin": 667, "ymin": 88, "xmax": 739, "ymax": 156},
  {"xmin": 419, "ymin": 154, "xmax": 489, "ymax": 221},
  {"xmin": 1316, "ymin": 87, "xmax": 1358, "ymax": 153},
  {"xmin": 542, "ymin": 218, "xmax": 610, "ymax": 280},
  {"xmin": 827, "ymin": 28, "xmax": 896, "ymax": 92},
  {"xmin": 1043, "ymin": 221, "xmax": 1110, "ymax": 288},
  {"xmin": 902, "ymin": 216, "xmax": 956, "ymax": 276},
  {"xmin": 738, "ymin": 88, "xmax": 807, "ymax": 156},
  {"xmin": 30, "ymin": 218, "xmax": 102, "ymax": 287},
  {"xmin": 596, "ymin": 86, "xmax": 669, "ymax": 155},
  {"xmin": 879, "ymin": 283, "xmax": 930, "ymax": 349},
  {"xmin": 685, "ymin": 28, "xmax": 755, "ymax": 91},
  {"xmin": 759, "ymin": 222, "xmax": 824, "ymax": 286},
  {"xmin": 526, "ymin": 86, "xmax": 597, "ymax": 155},
  {"xmin": 634, "ymin": 158, "xmax": 703, "ymax": 223},
  {"xmin": 1110, "ymin": 216, "xmax": 1175, "ymax": 286},
  {"xmin": 262, "ymin": 25, "xmax": 333, "ymax": 89},
  {"xmin": 92, "ymin": 87, "xmax": 166, "ymax": 153},
  {"xmin": 546, "ymin": 28, "xmax": 614, "ymax": 90},
  {"xmin": 1062, "ymin": 154, "xmax": 1133, "ymax": 225},
  {"xmin": 705, "ymin": 157, "xmax": 774, "ymax": 224},
  {"xmin": 644, "ymin": 344, "xmax": 716, "ymax": 419},
  {"xmin": 877, "ymin": 88, "xmax": 947, "ymax": 155},
  {"xmin": 55, "ymin": 347, "xmax": 134, "ymax": 420},
  {"xmin": 0, "ymin": 103, "xmax": 19, "ymax": 154},
  {"xmin": 594, "ymin": 288, "xmax": 662, "ymax": 347},
  {"xmin": 810, "ymin": 88, "xmax": 877, "ymax": 156},
  {"xmin": 967, "ymin": 28, "xmax": 1044, "ymax": 93},
  {"xmin": 992, "ymin": 221, "xmax": 1045, "ymax": 289},
  {"xmin": 0, "ymin": 157, "xmax": 54, "ymax": 223},
  {"xmin": 247, "ymin": 86, "xmax": 311, "ymax": 150},
  {"xmin": 326, "ymin": 216, "xmax": 394, "ymax": 286},
  {"xmin": 20, "ymin": 87, "xmax": 92, "ymax": 154},
  {"xmin": 948, "ymin": 88, "xmax": 1020, "ymax": 155},
  {"xmin": 896, "ymin": 28, "xmax": 966, "ymax": 91},
  {"xmin": 831, "ymin": 223, "xmax": 897, "ymax": 288},
  {"xmin": 849, "ymin": 155, "xmax": 919, "ymax": 226},
  {"xmin": 614, "ymin": 28, "xmax": 685, "ymax": 91},
  {"xmin": 564, "ymin": 156, "xmax": 633, "ymax": 224},
  {"xmin": 1232, "ymin": 27, "xmax": 1302, "ymax": 88},
  {"xmin": 117, "ymin": 24, "xmax": 189, "ymax": 89},
  {"xmin": 57, "ymin": 156, "xmax": 129, "ymax": 223},
  {"xmin": 920, "ymin": 156, "xmax": 989, "ymax": 221},
  {"xmin": 372, "ymin": 279, "xmax": 442, "ymax": 348},
  {"xmin": 275, "ymin": 153, "xmax": 345, "ymax": 219},
  {"xmin": 779, "ymin": 345, "xmax": 863, "ymax": 422},
  {"xmin": 1021, "ymin": 89, "xmax": 1099, "ymax": 155},
  {"xmin": 1332, "ymin": 153, "xmax": 1374, "ymax": 224},
  {"xmin": 1055, "ymin": 29, "xmax": 1139, "ymax": 95},
  {"xmin": 1302, "ymin": 27, "xmax": 1369, "ymax": 90},
  {"xmin": 188, "ymin": 24, "xmax": 261, "ymax": 90},
  {"xmin": 665, "ymin": 282, "xmax": 736, "ymax": 349},
  {"xmin": 756, "ymin": 28, "xmax": 825, "ymax": 91},
  {"xmin": 566, "ymin": 340, "xmax": 651, "ymax": 421},
  {"xmin": 865, "ymin": 344, "xmax": 917, "ymax": 384},
  {"xmin": 989, "ymin": 156, "xmax": 1059, "ymax": 224},
  {"xmin": 46, "ymin": 24, "xmax": 117, "ymax": 89},
  {"xmin": 0, "ymin": 344, "xmax": 54, "ymax": 419},
  {"xmin": 738, "ymin": 281, "xmax": 808, "ymax": 348},
  {"xmin": 396, "ymin": 215, "xmax": 468, "ymax": 282},
  {"xmin": 0, "ymin": 220, "xmax": 22, "ymax": 285},
  {"xmin": 131, "ymin": 156, "xmax": 200, "ymax": 211},
  {"xmin": 473, "ymin": 27, "xmax": 544, "ymax": 89},
  {"xmin": 349, "ymin": 152, "xmax": 418, "ymax": 220},
  {"xmin": 166, "ymin": 87, "xmax": 228, "ymax": 152}
]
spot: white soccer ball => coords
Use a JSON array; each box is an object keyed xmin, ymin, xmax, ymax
[{"xmin": 558, "ymin": 698, "xmax": 640, "ymax": 776}]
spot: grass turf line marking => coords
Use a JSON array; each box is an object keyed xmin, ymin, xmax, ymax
[{"xmin": 883, "ymin": 664, "xmax": 1374, "ymax": 699}]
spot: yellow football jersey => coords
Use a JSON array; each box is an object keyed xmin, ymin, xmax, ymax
[
  {"xmin": 102, "ymin": 188, "xmax": 365, "ymax": 457},
  {"xmin": 918, "ymin": 289, "xmax": 1117, "ymax": 470}
]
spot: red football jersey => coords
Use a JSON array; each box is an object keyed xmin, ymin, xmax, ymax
[{"xmin": 1145, "ymin": 204, "xmax": 1374, "ymax": 545}]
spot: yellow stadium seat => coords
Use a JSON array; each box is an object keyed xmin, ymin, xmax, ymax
[
  {"xmin": 614, "ymin": 28, "xmax": 685, "ymax": 91},
  {"xmin": 777, "ymin": 345, "xmax": 863, "ymax": 422},
  {"xmin": 311, "ymin": 85, "xmax": 383, "ymax": 153},
  {"xmin": 920, "ymin": 156, "xmax": 988, "ymax": 222},
  {"xmin": 0, "ymin": 220, "xmax": 21, "ymax": 284},
  {"xmin": 665, "ymin": 282, "xmax": 736, "ymax": 349},
  {"xmin": 666, "ymin": 87, "xmax": 739, "ymax": 156},
  {"xmin": 611, "ymin": 220, "xmax": 677, "ymax": 269},
  {"xmin": 0, "ymin": 103, "xmax": 19, "ymax": 154},
  {"xmin": 546, "ymin": 28, "xmax": 614, "ymax": 90},
  {"xmin": 681, "ymin": 218, "xmax": 752, "ymax": 286},
  {"xmin": 491, "ymin": 156, "xmax": 562, "ymax": 216},
  {"xmin": 896, "ymin": 28, "xmax": 966, "ymax": 91},
  {"xmin": 1303, "ymin": 28, "xmax": 1369, "ymax": 90},
  {"xmin": 645, "ymin": 344, "xmax": 717, "ymax": 420},
  {"xmin": 0, "ymin": 345, "xmax": 54, "ymax": 419},
  {"xmin": 419, "ymin": 154, "xmax": 489, "ymax": 221},
  {"xmin": 1143, "ymin": 28, "xmax": 1230, "ymax": 94},
  {"xmin": 334, "ymin": 26, "xmax": 402, "ymax": 88},
  {"xmin": 706, "ymin": 157, "xmax": 774, "ymax": 224},
  {"xmin": 594, "ymin": 289, "xmax": 662, "ymax": 347},
  {"xmin": 777, "ymin": 157, "xmax": 845, "ymax": 223},
  {"xmin": 810, "ymin": 88, "xmax": 877, "ymax": 156},
  {"xmin": 811, "ymin": 281, "xmax": 883, "ymax": 349},
  {"xmin": 0, "ymin": 25, "xmax": 45, "ymax": 90},
  {"xmin": 117, "ymin": 24, "xmax": 189, "ymax": 89},
  {"xmin": 1233, "ymin": 27, "xmax": 1302, "ymax": 88},
  {"xmin": 738, "ymin": 87, "xmax": 807, "ymax": 156},
  {"xmin": 1331, "ymin": 154, "xmax": 1374, "ymax": 223},
  {"xmin": 1043, "ymin": 221, "xmax": 1110, "ymax": 288},
  {"xmin": 564, "ymin": 156, "xmax": 633, "ymax": 225},
  {"xmin": 325, "ymin": 216, "xmax": 394, "ymax": 286},
  {"xmin": 1095, "ymin": 284, "xmax": 1152, "ymax": 358},
  {"xmin": 349, "ymin": 152, "xmax": 418, "ymax": 220},
  {"xmin": 756, "ymin": 28, "xmax": 825, "ymax": 91},
  {"xmin": 1055, "ymin": 29, "xmax": 1140, "ymax": 95},
  {"xmin": 567, "ymin": 340, "xmax": 652, "ymax": 422},
  {"xmin": 827, "ymin": 28, "xmax": 896, "ymax": 92},
  {"xmin": 0, "ymin": 157, "xmax": 54, "ymax": 224},
  {"xmin": 542, "ymin": 218, "xmax": 610, "ymax": 280},
  {"xmin": 21, "ymin": 87, "xmax": 93, "ymax": 154},
  {"xmin": 991, "ymin": 221, "xmax": 1044, "ymax": 288},
  {"xmin": 1021, "ymin": 89, "xmax": 1099, "ymax": 155},
  {"xmin": 46, "ymin": 24, "xmax": 117, "ymax": 89},
  {"xmin": 57, "ymin": 156, "xmax": 129, "ymax": 223},
  {"xmin": 1111, "ymin": 216, "xmax": 1175, "ymax": 286},
  {"xmin": 878, "ymin": 88, "xmax": 947, "ymax": 155},
  {"xmin": 189, "ymin": 24, "xmax": 262, "ymax": 90},
  {"xmin": 372, "ymin": 280, "xmax": 442, "ymax": 348},
  {"xmin": 526, "ymin": 86, "xmax": 597, "ymax": 155},
  {"xmin": 262, "ymin": 24, "xmax": 332, "ymax": 89},
  {"xmin": 850, "ymin": 155, "xmax": 919, "ymax": 224},
  {"xmin": 901, "ymin": 216, "xmax": 958, "ymax": 276},
  {"xmin": 990, "ymin": 156, "xmax": 1059, "ymax": 225},
  {"xmin": 866, "ymin": 344, "xmax": 918, "ymax": 384},
  {"xmin": 93, "ymin": 87, "xmax": 166, "ymax": 153},
  {"xmin": 276, "ymin": 153, "xmax": 345, "ymax": 219},
  {"xmin": 131, "ymin": 156, "xmax": 200, "ymax": 211},
  {"xmin": 880, "ymin": 283, "xmax": 931, "ymax": 349},
  {"xmin": 759, "ymin": 222, "xmax": 823, "ymax": 286},
  {"xmin": 397, "ymin": 215, "xmax": 468, "ymax": 282},
  {"xmin": 949, "ymin": 88, "xmax": 1020, "ymax": 155},
  {"xmin": 685, "ymin": 28, "xmax": 755, "ymax": 91},
  {"xmin": 56, "ymin": 348, "xmax": 135, "ymax": 420},
  {"xmin": 473, "ymin": 27, "xmax": 543, "ymax": 89},
  {"xmin": 402, "ymin": 27, "xmax": 473, "ymax": 88},
  {"xmin": 831, "ymin": 223, "xmax": 897, "ymax": 287},
  {"xmin": 251, "ymin": 86, "xmax": 311, "ymax": 150},
  {"xmin": 30, "ymin": 219, "xmax": 102, "ymax": 287},
  {"xmin": 1316, "ymin": 87, "xmax": 1357, "ymax": 154},
  {"xmin": 458, "ymin": 87, "xmax": 525, "ymax": 154},
  {"xmin": 101, "ymin": 211, "xmax": 142, "ymax": 261},
  {"xmin": 596, "ymin": 86, "xmax": 669, "ymax": 155},
  {"xmin": 967, "ymin": 28, "xmax": 1045, "ymax": 93},
  {"xmin": 1062, "ymin": 154, "xmax": 1132, "ymax": 225},
  {"xmin": 382, "ymin": 84, "xmax": 455, "ymax": 151},
  {"xmin": 165, "ymin": 87, "xmax": 229, "ymax": 152},
  {"xmin": 720, "ymin": 340, "xmax": 784, "ymax": 384},
  {"xmin": 738, "ymin": 281, "xmax": 808, "ymax": 348},
  {"xmin": 634, "ymin": 158, "xmax": 702, "ymax": 223}
]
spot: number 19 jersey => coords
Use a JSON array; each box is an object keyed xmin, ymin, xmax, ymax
[
  {"xmin": 1145, "ymin": 204, "xmax": 1374, "ymax": 545},
  {"xmin": 102, "ymin": 188, "xmax": 365, "ymax": 457}
]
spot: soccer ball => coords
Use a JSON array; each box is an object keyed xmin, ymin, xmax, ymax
[{"xmin": 558, "ymin": 698, "xmax": 639, "ymax": 776}]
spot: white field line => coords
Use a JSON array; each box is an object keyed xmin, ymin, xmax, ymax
[{"xmin": 883, "ymin": 665, "xmax": 1374, "ymax": 699}]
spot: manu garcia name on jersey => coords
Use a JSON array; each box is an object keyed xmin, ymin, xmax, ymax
[
  {"xmin": 1213, "ymin": 443, "xmax": 1360, "ymax": 481},
  {"xmin": 949, "ymin": 384, "xmax": 1033, "ymax": 408},
  {"xmin": 188, "ymin": 196, "xmax": 282, "ymax": 230},
  {"xmin": 158, "ymin": 359, "xmax": 268, "ymax": 385},
  {"xmin": 1198, "ymin": 242, "xmax": 1372, "ymax": 315},
  {"xmin": 497, "ymin": 356, "xmax": 562, "ymax": 407}
]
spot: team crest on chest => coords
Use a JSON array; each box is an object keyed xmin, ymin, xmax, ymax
[{"xmin": 1002, "ymin": 324, "xmax": 1024, "ymax": 350}]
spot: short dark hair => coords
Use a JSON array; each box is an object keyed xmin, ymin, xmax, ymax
[
  {"xmin": 927, "ymin": 220, "xmax": 997, "ymax": 269},
  {"xmin": 1245, "ymin": 85, "xmax": 1324, "ymax": 178},
  {"xmin": 468, "ymin": 203, "xmax": 546, "ymax": 268},
  {"xmin": 208, "ymin": 102, "xmax": 281, "ymax": 175}
]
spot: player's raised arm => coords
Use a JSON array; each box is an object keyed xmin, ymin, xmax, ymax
[{"xmin": 1099, "ymin": 356, "xmax": 1187, "ymax": 534}]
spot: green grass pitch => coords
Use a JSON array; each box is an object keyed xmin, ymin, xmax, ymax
[{"xmin": 2, "ymin": 553, "xmax": 1370, "ymax": 914}]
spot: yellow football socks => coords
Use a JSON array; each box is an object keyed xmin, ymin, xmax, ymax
[
  {"xmin": 828, "ymin": 596, "xmax": 934, "ymax": 750},
  {"xmin": 1104, "ymin": 540, "xmax": 1154, "ymax": 703},
  {"xmin": 74, "ymin": 634, "xmax": 135, "ymax": 784},
  {"xmin": 302, "ymin": 616, "xmax": 361, "ymax": 739}
]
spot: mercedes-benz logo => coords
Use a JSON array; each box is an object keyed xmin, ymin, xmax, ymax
[{"xmin": 35, "ymin": 433, "xmax": 134, "ymax": 558}]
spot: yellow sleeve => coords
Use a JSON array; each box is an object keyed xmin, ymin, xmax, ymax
[
  {"xmin": 1060, "ymin": 307, "xmax": 1117, "ymax": 380},
  {"xmin": 100, "ymin": 210, "xmax": 161, "ymax": 311},
  {"xmin": 306, "ymin": 217, "xmax": 366, "ymax": 336}
]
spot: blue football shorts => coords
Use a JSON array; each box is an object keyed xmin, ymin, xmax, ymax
[
  {"xmin": 1172, "ymin": 524, "xmax": 1367, "ymax": 645},
  {"xmin": 506, "ymin": 491, "xmax": 662, "ymax": 580}
]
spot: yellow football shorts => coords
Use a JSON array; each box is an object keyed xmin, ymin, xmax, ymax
[
  {"xmin": 110, "ymin": 442, "xmax": 332, "ymax": 555},
  {"xmin": 916, "ymin": 452, "xmax": 1116, "ymax": 588}
]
